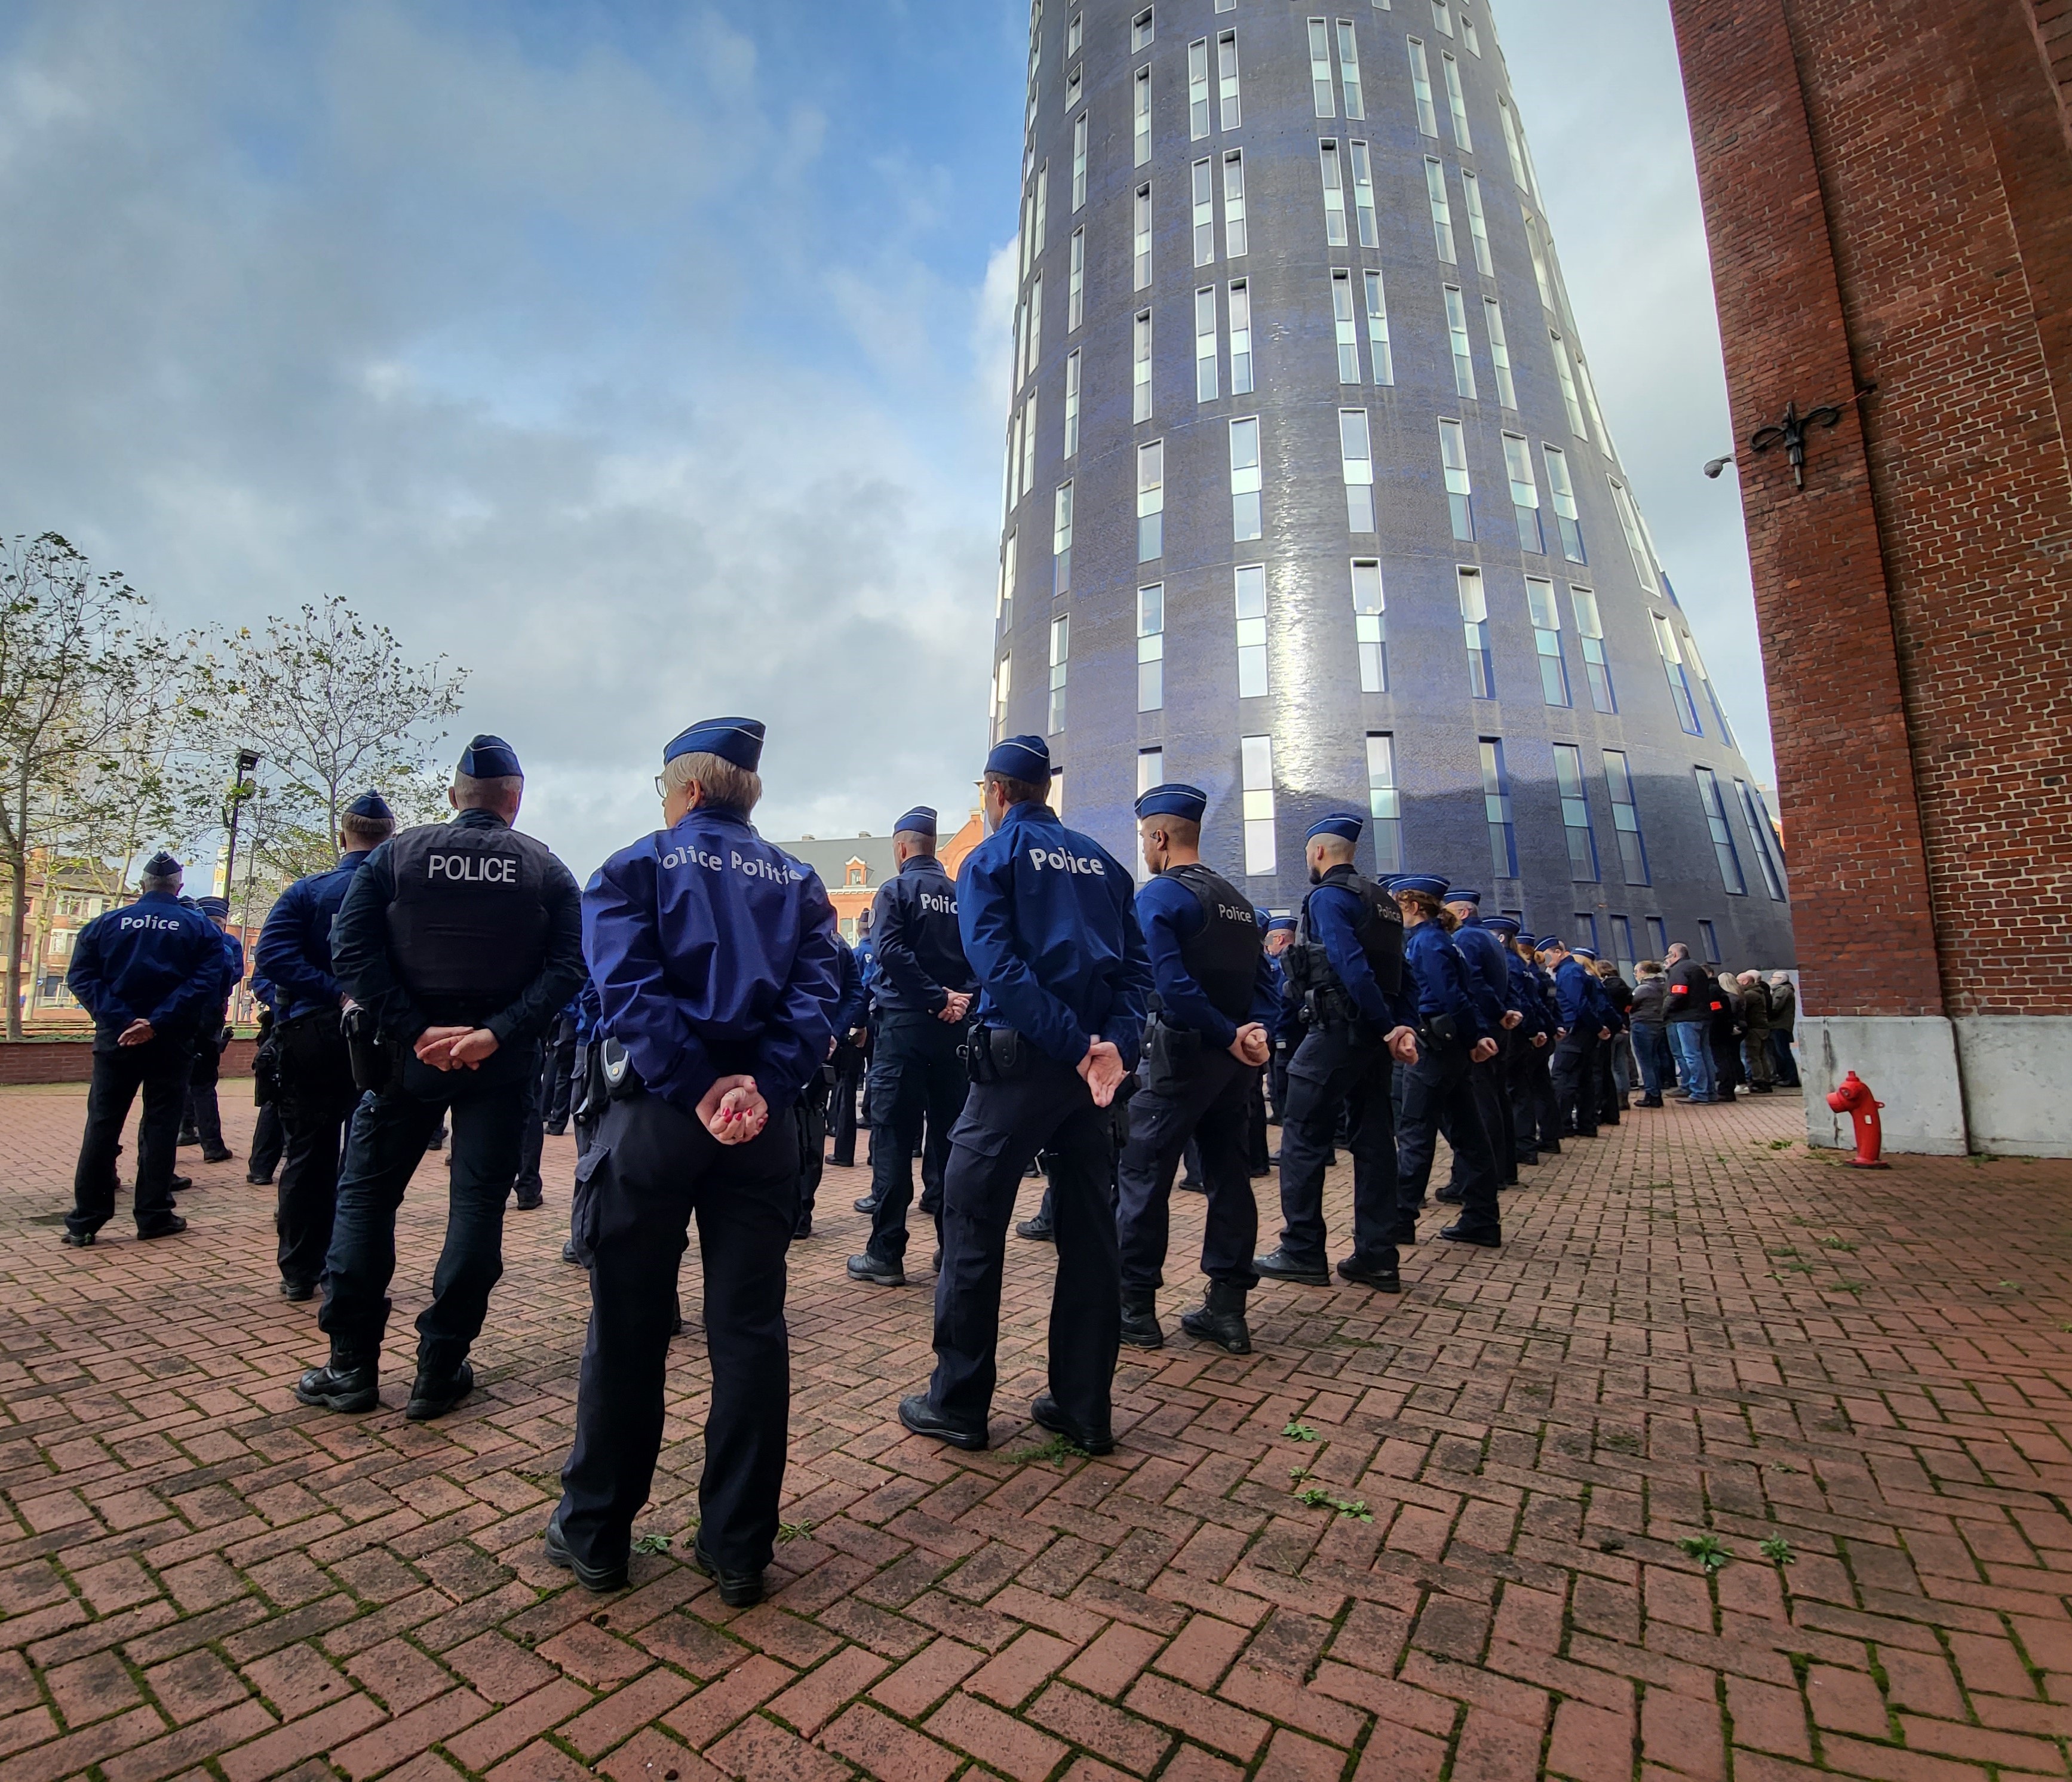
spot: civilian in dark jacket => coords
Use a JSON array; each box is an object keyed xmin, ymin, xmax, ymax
[
  {"xmin": 1628, "ymin": 963, "xmax": 1672, "ymax": 1107},
  {"xmin": 1767, "ymin": 973, "xmax": 1800, "ymax": 1087},
  {"xmin": 1663, "ymin": 944, "xmax": 1720, "ymax": 1104}
]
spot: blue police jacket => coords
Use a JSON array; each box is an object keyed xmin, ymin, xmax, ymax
[
  {"xmin": 1404, "ymin": 920, "xmax": 1487, "ymax": 1040},
  {"xmin": 1135, "ymin": 873, "xmax": 1279, "ymax": 1052},
  {"xmin": 956, "ymin": 800, "xmax": 1153, "ymax": 1069},
  {"xmin": 1451, "ymin": 918, "xmax": 1513, "ymax": 1031},
  {"xmin": 871, "ymin": 855, "xmax": 976, "ymax": 1015},
  {"xmin": 66, "ymin": 890, "xmax": 222, "ymax": 1039},
  {"xmin": 1307, "ymin": 882, "xmax": 1419, "ymax": 1030},
  {"xmin": 1554, "ymin": 957, "xmax": 1600, "ymax": 1031},
  {"xmin": 256, "ymin": 850, "xmax": 377, "ymax": 1022},
  {"xmin": 1587, "ymin": 971, "xmax": 1626, "ymax": 1034},
  {"xmin": 1503, "ymin": 950, "xmax": 1546, "ymax": 1039},
  {"xmin": 852, "ymin": 937, "xmax": 878, "ymax": 1018},
  {"xmin": 248, "ymin": 969, "xmax": 278, "ymax": 1013},
  {"xmin": 212, "ymin": 930, "xmax": 245, "ymax": 1018},
  {"xmin": 830, "ymin": 935, "xmax": 870, "ymax": 1035},
  {"xmin": 573, "ymin": 978, "xmax": 603, "ymax": 1044},
  {"xmin": 584, "ymin": 804, "xmax": 842, "ymax": 1117},
  {"xmin": 1264, "ymin": 954, "xmax": 1296, "ymax": 1041}
]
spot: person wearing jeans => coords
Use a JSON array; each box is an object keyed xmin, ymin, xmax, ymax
[
  {"xmin": 1663, "ymin": 944, "xmax": 1719, "ymax": 1104},
  {"xmin": 1627, "ymin": 961, "xmax": 1672, "ymax": 1107}
]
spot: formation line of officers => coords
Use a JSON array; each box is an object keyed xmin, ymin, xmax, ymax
[{"xmin": 58, "ymin": 721, "xmax": 1632, "ymax": 1609}]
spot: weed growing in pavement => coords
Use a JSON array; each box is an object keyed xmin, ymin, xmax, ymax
[
  {"xmin": 1007, "ymin": 1433, "xmax": 1086, "ymax": 1465},
  {"xmin": 1679, "ymin": 1534, "xmax": 1732, "ymax": 1574},
  {"xmin": 1766, "ymin": 1138, "xmax": 1794, "ymax": 1150},
  {"xmin": 1597, "ymin": 1537, "xmax": 1626, "ymax": 1553},
  {"xmin": 1760, "ymin": 1537, "xmax": 1795, "ymax": 1565},
  {"xmin": 1598, "ymin": 1429, "xmax": 1642, "ymax": 1454},
  {"xmin": 776, "ymin": 1520, "xmax": 815, "ymax": 1544},
  {"xmin": 632, "ymin": 1533, "xmax": 673, "ymax": 1554},
  {"xmin": 1774, "ymin": 1261, "xmax": 1814, "ymax": 1276},
  {"xmin": 1284, "ymin": 1420, "xmax": 1321, "ymax": 1442},
  {"xmin": 1295, "ymin": 1485, "xmax": 1374, "ymax": 1521},
  {"xmin": 1818, "ymin": 1237, "xmax": 1856, "ymax": 1252},
  {"xmin": 1770, "ymin": 1462, "xmax": 1802, "ymax": 1474},
  {"xmin": 1766, "ymin": 1246, "xmax": 1800, "ymax": 1258}
]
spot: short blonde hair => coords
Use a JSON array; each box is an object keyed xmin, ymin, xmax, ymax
[{"xmin": 666, "ymin": 750, "xmax": 762, "ymax": 814}]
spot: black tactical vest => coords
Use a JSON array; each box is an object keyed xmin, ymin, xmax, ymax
[
  {"xmin": 1165, "ymin": 862, "xmax": 1263, "ymax": 1026},
  {"xmin": 383, "ymin": 819, "xmax": 553, "ymax": 1022},
  {"xmin": 1296, "ymin": 865, "xmax": 1405, "ymax": 1014}
]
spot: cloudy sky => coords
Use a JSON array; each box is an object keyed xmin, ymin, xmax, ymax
[{"xmin": 0, "ymin": 0, "xmax": 1763, "ymax": 881}]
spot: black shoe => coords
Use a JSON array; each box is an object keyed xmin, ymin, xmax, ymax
[
  {"xmin": 1390, "ymin": 1225, "xmax": 1419, "ymax": 1248},
  {"xmin": 169, "ymin": 1175, "xmax": 193, "ymax": 1193},
  {"xmin": 1751, "ymin": 1084, "xmax": 1774, "ymax": 1095},
  {"xmin": 137, "ymin": 1215, "xmax": 188, "ymax": 1240},
  {"xmin": 177, "ymin": 1131, "xmax": 200, "ymax": 1148},
  {"xmin": 853, "ymin": 1194, "xmax": 882, "ymax": 1214},
  {"xmin": 1438, "ymin": 1224, "xmax": 1502, "ymax": 1248},
  {"xmin": 931, "ymin": 1248, "xmax": 943, "ymax": 1272},
  {"xmin": 1253, "ymin": 1247, "xmax": 1329, "ymax": 1286},
  {"xmin": 692, "ymin": 1540, "xmax": 766, "ymax": 1608},
  {"xmin": 1542, "ymin": 1140, "xmax": 1563, "ymax": 1155},
  {"xmin": 513, "ymin": 1190, "xmax": 543, "ymax": 1210},
  {"xmin": 1119, "ymin": 1293, "xmax": 1164, "ymax": 1350},
  {"xmin": 900, "ymin": 1393, "xmax": 987, "ymax": 1451},
  {"xmin": 296, "ymin": 1359, "xmax": 378, "ymax": 1412},
  {"xmin": 1639, "ymin": 1097, "xmax": 1665, "ymax": 1107},
  {"xmin": 544, "ymin": 1514, "xmax": 627, "ymax": 1593},
  {"xmin": 561, "ymin": 1240, "xmax": 582, "ymax": 1265},
  {"xmin": 544, "ymin": 1123, "xmax": 568, "ymax": 1137},
  {"xmin": 847, "ymin": 1253, "xmax": 904, "ymax": 1287},
  {"xmin": 201, "ymin": 1147, "xmax": 234, "ymax": 1165},
  {"xmin": 60, "ymin": 1227, "xmax": 96, "ymax": 1248},
  {"xmin": 1336, "ymin": 1257, "xmax": 1403, "ymax": 1292},
  {"xmin": 280, "ymin": 1278, "xmax": 316, "ymax": 1302},
  {"xmin": 792, "ymin": 1217, "xmax": 812, "ymax": 1240},
  {"xmin": 1436, "ymin": 1188, "xmax": 1464, "ymax": 1205},
  {"xmin": 1175, "ymin": 1177, "xmax": 1205, "ymax": 1194},
  {"xmin": 1178, "ymin": 1281, "xmax": 1251, "ymax": 1354},
  {"xmin": 1516, "ymin": 1153, "xmax": 1541, "ymax": 1167},
  {"xmin": 404, "ymin": 1360, "xmax": 474, "ymax": 1421},
  {"xmin": 1265, "ymin": 1151, "xmax": 1282, "ymax": 1166},
  {"xmin": 1032, "ymin": 1393, "xmax": 1114, "ymax": 1456},
  {"xmin": 246, "ymin": 1172, "xmax": 274, "ymax": 1185},
  {"xmin": 1015, "ymin": 1216, "xmax": 1054, "ymax": 1242}
]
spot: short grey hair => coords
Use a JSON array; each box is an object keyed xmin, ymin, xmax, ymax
[
  {"xmin": 894, "ymin": 827, "xmax": 938, "ymax": 856},
  {"xmin": 665, "ymin": 751, "xmax": 762, "ymax": 815},
  {"xmin": 453, "ymin": 771, "xmax": 523, "ymax": 812},
  {"xmin": 140, "ymin": 871, "xmax": 181, "ymax": 895}
]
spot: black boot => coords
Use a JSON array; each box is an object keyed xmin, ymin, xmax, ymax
[
  {"xmin": 1253, "ymin": 1246, "xmax": 1328, "ymax": 1286},
  {"xmin": 405, "ymin": 1359, "xmax": 475, "ymax": 1422},
  {"xmin": 295, "ymin": 1349, "xmax": 379, "ymax": 1413},
  {"xmin": 1119, "ymin": 1291, "xmax": 1164, "ymax": 1350},
  {"xmin": 1179, "ymin": 1280, "xmax": 1251, "ymax": 1353}
]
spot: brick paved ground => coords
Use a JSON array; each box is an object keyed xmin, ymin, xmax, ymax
[{"xmin": 5, "ymin": 1082, "xmax": 2072, "ymax": 1782}]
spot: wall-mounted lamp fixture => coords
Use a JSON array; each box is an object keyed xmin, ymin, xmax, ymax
[{"xmin": 1702, "ymin": 454, "xmax": 1736, "ymax": 480}]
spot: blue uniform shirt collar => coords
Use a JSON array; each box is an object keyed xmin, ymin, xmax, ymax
[
  {"xmin": 900, "ymin": 853, "xmax": 949, "ymax": 876},
  {"xmin": 671, "ymin": 804, "xmax": 751, "ymax": 834},
  {"xmin": 998, "ymin": 800, "xmax": 1058, "ymax": 832},
  {"xmin": 136, "ymin": 889, "xmax": 184, "ymax": 905},
  {"xmin": 453, "ymin": 807, "xmax": 509, "ymax": 830}
]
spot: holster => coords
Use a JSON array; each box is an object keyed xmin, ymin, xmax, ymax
[
  {"xmin": 598, "ymin": 1035, "xmax": 645, "ymax": 1100},
  {"xmin": 962, "ymin": 1025, "xmax": 1033, "ymax": 1084},
  {"xmin": 343, "ymin": 1004, "xmax": 389, "ymax": 1093},
  {"xmin": 1424, "ymin": 1012, "xmax": 1462, "ymax": 1047}
]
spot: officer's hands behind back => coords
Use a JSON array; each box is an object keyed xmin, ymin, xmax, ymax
[
  {"xmin": 697, "ymin": 1074, "xmax": 769, "ymax": 1144},
  {"xmin": 1078, "ymin": 1037, "xmax": 1126, "ymax": 1108},
  {"xmin": 1229, "ymin": 1023, "xmax": 1270, "ymax": 1068}
]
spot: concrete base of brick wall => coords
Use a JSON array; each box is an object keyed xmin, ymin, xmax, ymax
[{"xmin": 1800, "ymin": 1016, "xmax": 2072, "ymax": 1157}]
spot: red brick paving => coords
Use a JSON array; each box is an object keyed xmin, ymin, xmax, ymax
[{"xmin": 5, "ymin": 1082, "xmax": 2072, "ymax": 1782}]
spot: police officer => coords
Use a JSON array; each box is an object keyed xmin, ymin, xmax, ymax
[
  {"xmin": 177, "ymin": 895, "xmax": 244, "ymax": 1164},
  {"xmin": 844, "ymin": 908, "xmax": 880, "ymax": 1184},
  {"xmin": 1391, "ymin": 877, "xmax": 1502, "ymax": 1247},
  {"xmin": 1481, "ymin": 917, "xmax": 1549, "ymax": 1169},
  {"xmin": 246, "ymin": 968, "xmax": 287, "ymax": 1185},
  {"xmin": 825, "ymin": 924, "xmax": 870, "ymax": 1169},
  {"xmin": 1115, "ymin": 785, "xmax": 1276, "ymax": 1354},
  {"xmin": 547, "ymin": 717, "xmax": 840, "ymax": 1604},
  {"xmin": 1543, "ymin": 936, "xmax": 1608, "ymax": 1138},
  {"xmin": 1438, "ymin": 890, "xmax": 1521, "ymax": 1194},
  {"xmin": 898, "ymin": 736, "xmax": 1151, "ymax": 1455},
  {"xmin": 62, "ymin": 852, "xmax": 220, "ymax": 1245},
  {"xmin": 257, "ymin": 791, "xmax": 398, "ymax": 1301},
  {"xmin": 1255, "ymin": 815, "xmax": 1417, "ymax": 1292},
  {"xmin": 1263, "ymin": 915, "xmax": 1299, "ymax": 1130},
  {"xmin": 294, "ymin": 738, "xmax": 584, "ymax": 1419},
  {"xmin": 848, "ymin": 807, "xmax": 977, "ymax": 1287}
]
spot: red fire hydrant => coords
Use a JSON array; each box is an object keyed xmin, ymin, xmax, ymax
[{"xmin": 1826, "ymin": 1071, "xmax": 1887, "ymax": 1168}]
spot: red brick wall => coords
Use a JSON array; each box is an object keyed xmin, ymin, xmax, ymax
[
  {"xmin": 0, "ymin": 1037, "xmax": 259, "ymax": 1086},
  {"xmin": 1669, "ymin": 0, "xmax": 2072, "ymax": 1019}
]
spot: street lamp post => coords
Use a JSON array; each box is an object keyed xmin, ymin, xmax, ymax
[{"xmin": 221, "ymin": 749, "xmax": 261, "ymax": 899}]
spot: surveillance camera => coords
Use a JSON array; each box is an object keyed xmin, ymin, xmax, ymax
[{"xmin": 1703, "ymin": 455, "xmax": 1736, "ymax": 480}]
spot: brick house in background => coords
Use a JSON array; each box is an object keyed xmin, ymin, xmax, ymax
[
  {"xmin": 1668, "ymin": 0, "xmax": 2072, "ymax": 1153},
  {"xmin": 781, "ymin": 812, "xmax": 986, "ymax": 944}
]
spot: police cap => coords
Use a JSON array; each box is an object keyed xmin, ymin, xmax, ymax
[
  {"xmin": 1535, "ymin": 934, "xmax": 1567, "ymax": 952},
  {"xmin": 1266, "ymin": 915, "xmax": 1297, "ymax": 933},
  {"xmin": 1304, "ymin": 813, "xmax": 1364, "ymax": 844},
  {"xmin": 459, "ymin": 735, "xmax": 523, "ymax": 778},
  {"xmin": 1447, "ymin": 886, "xmax": 1484, "ymax": 906},
  {"xmin": 665, "ymin": 717, "xmax": 766, "ymax": 772},
  {"xmin": 1482, "ymin": 914, "xmax": 1521, "ymax": 938},
  {"xmin": 143, "ymin": 850, "xmax": 181, "ymax": 878},
  {"xmin": 1394, "ymin": 873, "xmax": 1450, "ymax": 899},
  {"xmin": 346, "ymin": 791, "xmax": 393, "ymax": 821},
  {"xmin": 1134, "ymin": 782, "xmax": 1208, "ymax": 823},
  {"xmin": 197, "ymin": 896, "xmax": 230, "ymax": 918},
  {"xmin": 893, "ymin": 806, "xmax": 938, "ymax": 838},
  {"xmin": 986, "ymin": 735, "xmax": 1051, "ymax": 782},
  {"xmin": 1573, "ymin": 947, "xmax": 1600, "ymax": 960}
]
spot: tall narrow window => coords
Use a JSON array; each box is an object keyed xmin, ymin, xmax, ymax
[
  {"xmin": 1221, "ymin": 151, "xmax": 1248, "ymax": 256},
  {"xmin": 999, "ymin": 529, "xmax": 1017, "ymax": 623},
  {"xmin": 1441, "ymin": 52, "xmax": 1472, "ymax": 149},
  {"xmin": 1736, "ymin": 779, "xmax": 1786, "ymax": 900},
  {"xmin": 1195, "ymin": 288, "xmax": 1219, "ymax": 401},
  {"xmin": 1652, "ymin": 613, "xmax": 1702, "ymax": 735},
  {"xmin": 1462, "ymin": 13, "xmax": 1482, "ymax": 54},
  {"xmin": 1227, "ymin": 279, "xmax": 1254, "ymax": 394},
  {"xmin": 1025, "ymin": 276, "xmax": 1043, "ymax": 379},
  {"xmin": 1066, "ymin": 66, "xmax": 1082, "ymax": 112},
  {"xmin": 1573, "ymin": 911, "xmax": 1599, "ymax": 955},
  {"xmin": 1218, "ymin": 32, "xmax": 1242, "ymax": 128},
  {"xmin": 1576, "ymin": 354, "xmax": 1615, "ymax": 458},
  {"xmin": 1008, "ymin": 405, "xmax": 1025, "ymax": 510},
  {"xmin": 1571, "ymin": 583, "xmax": 1614, "ymax": 712},
  {"xmin": 1135, "ymin": 66, "xmax": 1152, "ymax": 165},
  {"xmin": 1352, "ymin": 559, "xmax": 1388, "ymax": 692},
  {"xmin": 1192, "ymin": 159, "xmax": 1215, "ymax": 265},
  {"xmin": 1367, "ymin": 733, "xmax": 1403, "ymax": 873},
  {"xmin": 1603, "ymin": 750, "xmax": 1649, "ymax": 884},
  {"xmin": 1460, "ymin": 169, "xmax": 1494, "ymax": 275},
  {"xmin": 1503, "ymin": 434, "xmax": 1542, "ymax": 551},
  {"xmin": 1069, "ymin": 228, "xmax": 1085, "ymax": 329},
  {"xmin": 1439, "ymin": 416, "xmax": 1473, "ymax": 540},
  {"xmin": 1033, "ymin": 164, "xmax": 1049, "ymax": 257},
  {"xmin": 1408, "ymin": 37, "xmax": 1438, "ymax": 135},
  {"xmin": 1337, "ymin": 20, "xmax": 1365, "ymax": 116},
  {"xmin": 1230, "ymin": 416, "xmax": 1263, "ymax": 540},
  {"xmin": 1459, "ymin": 565, "xmax": 1493, "ymax": 696},
  {"xmin": 1483, "ymin": 297, "xmax": 1516, "ymax": 407},
  {"xmin": 1522, "ymin": 211, "xmax": 1558, "ymax": 310},
  {"xmin": 1331, "ymin": 271, "xmax": 1361, "ymax": 383},
  {"xmin": 1020, "ymin": 392, "xmax": 1037, "ymax": 496},
  {"xmin": 1064, "ymin": 349, "xmax": 1081, "ymax": 457},
  {"xmin": 1610, "ymin": 913, "xmax": 1638, "ymax": 978},
  {"xmin": 1424, "ymin": 158, "xmax": 1457, "ymax": 263},
  {"xmin": 1189, "ymin": 38, "xmax": 1211, "ymax": 137},
  {"xmin": 1340, "ymin": 408, "xmax": 1375, "ymax": 531},
  {"xmin": 1350, "ymin": 141, "xmax": 1379, "ymax": 247},
  {"xmin": 1134, "ymin": 184, "xmax": 1153, "ymax": 289},
  {"xmin": 1235, "ymin": 564, "xmax": 1268, "ymax": 697},
  {"xmin": 1549, "ymin": 331, "xmax": 1589, "ymax": 440},
  {"xmin": 1684, "ymin": 629, "xmax": 1737, "ymax": 745},
  {"xmin": 1525, "ymin": 577, "xmax": 1568, "ymax": 705},
  {"xmin": 1067, "ymin": 14, "xmax": 1082, "ymax": 57},
  {"xmin": 1052, "ymin": 482, "xmax": 1073, "ymax": 595},
  {"xmin": 1480, "ymin": 738, "xmax": 1517, "ymax": 878},
  {"xmin": 1432, "ymin": 0, "xmax": 1455, "ymax": 35},
  {"xmin": 1133, "ymin": 309, "xmax": 1153, "ymax": 422},
  {"xmin": 1698, "ymin": 919, "xmax": 1721, "ymax": 964},
  {"xmin": 1048, "ymin": 615, "xmax": 1069, "ymax": 733},
  {"xmin": 1647, "ymin": 915, "xmax": 1669, "ymax": 958},
  {"xmin": 1307, "ymin": 18, "xmax": 1337, "ymax": 114},
  {"xmin": 1694, "ymin": 768, "xmax": 1746, "ymax": 894},
  {"xmin": 1137, "ymin": 748, "xmax": 1163, "ymax": 794},
  {"xmin": 1364, "ymin": 270, "xmax": 1393, "ymax": 384},
  {"xmin": 1608, "ymin": 477, "xmax": 1659, "ymax": 591},
  {"xmin": 993, "ymin": 651, "xmax": 1011, "ymax": 736},
  {"xmin": 1241, "ymin": 735, "xmax": 1276, "ymax": 876},
  {"xmin": 1444, "ymin": 285, "xmax": 1477, "ymax": 398},
  {"xmin": 1137, "ymin": 584, "xmax": 1164, "ymax": 711},
  {"xmin": 1552, "ymin": 745, "xmax": 1599, "ymax": 880},
  {"xmin": 1319, "ymin": 141, "xmax": 1348, "ymax": 245},
  {"xmin": 1012, "ymin": 298, "xmax": 1025, "ymax": 388},
  {"xmin": 1751, "ymin": 783, "xmax": 1787, "ymax": 866},
  {"xmin": 1138, "ymin": 440, "xmax": 1165, "ymax": 561},
  {"xmin": 1072, "ymin": 113, "xmax": 1088, "ymax": 210},
  {"xmin": 1543, "ymin": 445, "xmax": 1583, "ymax": 560},
  {"xmin": 1132, "ymin": 7, "xmax": 1155, "ymax": 50},
  {"xmin": 1499, "ymin": 94, "xmax": 1530, "ymax": 190}
]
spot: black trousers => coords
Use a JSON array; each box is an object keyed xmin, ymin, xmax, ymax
[
  {"xmin": 515, "ymin": 1064, "xmax": 546, "ymax": 1197},
  {"xmin": 318, "ymin": 1041, "xmax": 534, "ymax": 1375},
  {"xmin": 1505, "ymin": 1036, "xmax": 1543, "ymax": 1162},
  {"xmin": 1397, "ymin": 1036, "xmax": 1500, "ymax": 1238},
  {"xmin": 557, "ymin": 1091, "xmax": 797, "ymax": 1578},
  {"xmin": 542, "ymin": 1015, "xmax": 578, "ymax": 1131},
  {"xmin": 1117, "ymin": 1047, "xmax": 1257, "ymax": 1296},
  {"xmin": 827, "ymin": 1040, "xmax": 865, "ymax": 1166},
  {"xmin": 1450, "ymin": 1031, "xmax": 1516, "ymax": 1188},
  {"xmin": 249, "ymin": 1101, "xmax": 286, "ymax": 1181},
  {"xmin": 1597, "ymin": 1034, "xmax": 1623, "ymax": 1123},
  {"xmin": 185, "ymin": 1033, "xmax": 226, "ymax": 1150},
  {"xmin": 1275, "ymin": 1024, "xmax": 1400, "ymax": 1272},
  {"xmin": 867, "ymin": 1013, "xmax": 969, "ymax": 1263},
  {"xmin": 67, "ymin": 1034, "xmax": 195, "ymax": 1237},
  {"xmin": 796, "ymin": 1091, "xmax": 826, "ymax": 1222},
  {"xmin": 275, "ymin": 1013, "xmax": 363, "ymax": 1289},
  {"xmin": 1552, "ymin": 1030, "xmax": 1601, "ymax": 1136},
  {"xmin": 929, "ymin": 1058, "xmax": 1121, "ymax": 1440},
  {"xmin": 1530, "ymin": 1047, "xmax": 1563, "ymax": 1148},
  {"xmin": 1245, "ymin": 1071, "xmax": 1270, "ymax": 1173}
]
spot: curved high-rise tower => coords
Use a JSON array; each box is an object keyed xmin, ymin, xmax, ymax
[{"xmin": 990, "ymin": 0, "xmax": 1795, "ymax": 970}]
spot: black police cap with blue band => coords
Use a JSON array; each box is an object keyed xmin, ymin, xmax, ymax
[
  {"xmin": 143, "ymin": 851, "xmax": 181, "ymax": 878},
  {"xmin": 986, "ymin": 735, "xmax": 1051, "ymax": 782},
  {"xmin": 1483, "ymin": 915, "xmax": 1521, "ymax": 937},
  {"xmin": 1573, "ymin": 947, "xmax": 1600, "ymax": 960},
  {"xmin": 459, "ymin": 735, "xmax": 522, "ymax": 778},
  {"xmin": 197, "ymin": 896, "xmax": 230, "ymax": 918},
  {"xmin": 665, "ymin": 717, "xmax": 766, "ymax": 773},
  {"xmin": 1305, "ymin": 813, "xmax": 1364, "ymax": 843},
  {"xmin": 346, "ymin": 791, "xmax": 393, "ymax": 821},
  {"xmin": 1536, "ymin": 934, "xmax": 1567, "ymax": 951},
  {"xmin": 1266, "ymin": 915, "xmax": 1297, "ymax": 933},
  {"xmin": 1134, "ymin": 782, "xmax": 1208, "ymax": 823},
  {"xmin": 1394, "ymin": 873, "xmax": 1451, "ymax": 899},
  {"xmin": 1448, "ymin": 886, "xmax": 1483, "ymax": 905},
  {"xmin": 894, "ymin": 806, "xmax": 938, "ymax": 837}
]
